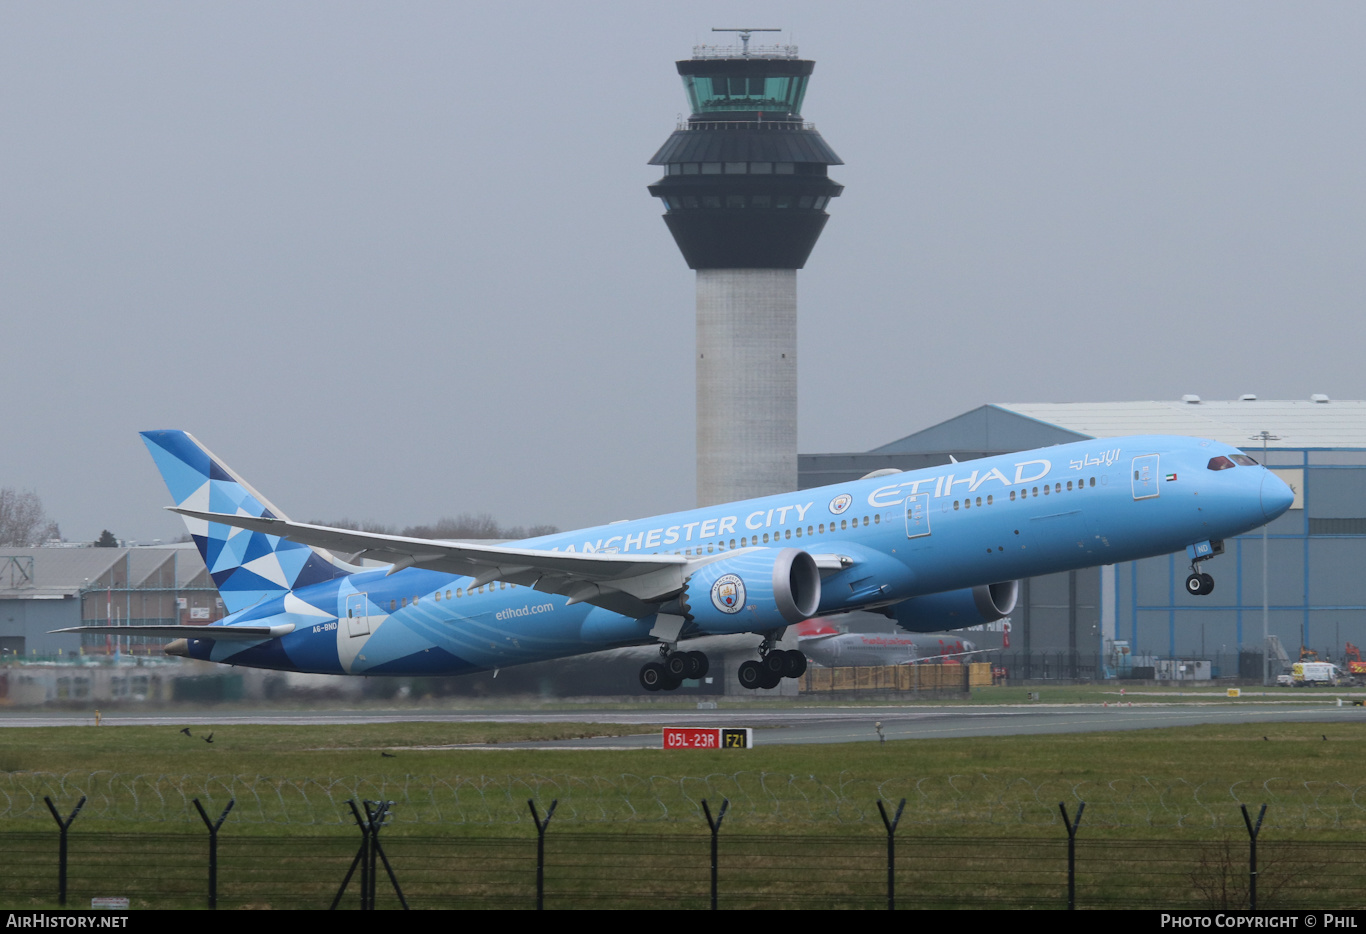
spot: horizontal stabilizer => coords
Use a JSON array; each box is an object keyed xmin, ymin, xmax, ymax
[{"xmin": 50, "ymin": 624, "xmax": 295, "ymax": 641}]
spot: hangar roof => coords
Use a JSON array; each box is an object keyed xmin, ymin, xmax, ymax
[
  {"xmin": 0, "ymin": 544, "xmax": 206, "ymax": 600},
  {"xmin": 869, "ymin": 400, "xmax": 1366, "ymax": 455},
  {"xmin": 992, "ymin": 399, "xmax": 1366, "ymax": 450}
]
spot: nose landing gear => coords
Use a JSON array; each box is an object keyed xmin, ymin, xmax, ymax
[
  {"xmin": 1183, "ymin": 539, "xmax": 1224, "ymax": 597},
  {"xmin": 1185, "ymin": 572, "xmax": 1215, "ymax": 596}
]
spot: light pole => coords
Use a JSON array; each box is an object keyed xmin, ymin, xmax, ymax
[{"xmin": 1249, "ymin": 431, "xmax": 1281, "ymax": 686}]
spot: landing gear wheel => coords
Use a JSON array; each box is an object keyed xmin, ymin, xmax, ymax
[
  {"xmin": 686, "ymin": 651, "xmax": 709, "ymax": 679},
  {"xmin": 762, "ymin": 653, "xmax": 788, "ymax": 676},
  {"xmin": 665, "ymin": 653, "xmax": 690, "ymax": 679},
  {"xmin": 758, "ymin": 669, "xmax": 783, "ymax": 690},
  {"xmin": 1187, "ymin": 572, "xmax": 1216, "ymax": 596},
  {"xmin": 660, "ymin": 674, "xmax": 682, "ymax": 692},
  {"xmin": 738, "ymin": 659, "xmax": 764, "ymax": 690},
  {"xmin": 783, "ymin": 650, "xmax": 807, "ymax": 678},
  {"xmin": 640, "ymin": 662, "xmax": 667, "ymax": 692}
]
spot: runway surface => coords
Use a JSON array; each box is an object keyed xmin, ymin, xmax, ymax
[{"xmin": 3, "ymin": 700, "xmax": 1361, "ymax": 746}]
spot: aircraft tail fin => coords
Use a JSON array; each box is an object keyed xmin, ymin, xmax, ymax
[
  {"xmin": 140, "ymin": 430, "xmax": 358, "ymax": 614},
  {"xmin": 794, "ymin": 618, "xmax": 840, "ymax": 638}
]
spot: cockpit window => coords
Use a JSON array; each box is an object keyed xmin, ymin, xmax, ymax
[
  {"xmin": 1231, "ymin": 454, "xmax": 1258, "ymax": 466},
  {"xmin": 1207, "ymin": 456, "xmax": 1236, "ymax": 471}
]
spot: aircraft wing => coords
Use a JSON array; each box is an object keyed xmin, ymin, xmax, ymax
[{"xmin": 169, "ymin": 507, "xmax": 689, "ymax": 618}]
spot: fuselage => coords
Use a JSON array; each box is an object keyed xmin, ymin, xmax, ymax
[
  {"xmin": 184, "ymin": 435, "xmax": 1293, "ymax": 676},
  {"xmin": 798, "ymin": 629, "xmax": 979, "ymax": 667}
]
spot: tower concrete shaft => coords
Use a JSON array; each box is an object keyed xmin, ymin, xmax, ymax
[
  {"xmin": 648, "ymin": 37, "xmax": 843, "ymax": 508},
  {"xmin": 696, "ymin": 269, "xmax": 796, "ymax": 505}
]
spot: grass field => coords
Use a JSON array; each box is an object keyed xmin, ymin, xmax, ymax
[
  {"xmin": 3, "ymin": 710, "xmax": 1364, "ymax": 836},
  {"xmin": 4, "ymin": 709, "xmax": 1366, "ymax": 909}
]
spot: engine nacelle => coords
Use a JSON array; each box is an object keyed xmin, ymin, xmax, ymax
[
  {"xmin": 887, "ymin": 581, "xmax": 1019, "ymax": 633},
  {"xmin": 683, "ymin": 548, "xmax": 822, "ymax": 635}
]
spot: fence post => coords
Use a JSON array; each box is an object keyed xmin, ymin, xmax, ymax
[
  {"xmin": 43, "ymin": 795, "xmax": 85, "ymax": 907},
  {"xmin": 192, "ymin": 798, "xmax": 235, "ymax": 909},
  {"xmin": 332, "ymin": 800, "xmax": 370, "ymax": 910},
  {"xmin": 527, "ymin": 798, "xmax": 558, "ymax": 910},
  {"xmin": 1241, "ymin": 803, "xmax": 1267, "ymax": 910},
  {"xmin": 1059, "ymin": 801, "xmax": 1085, "ymax": 910},
  {"xmin": 331, "ymin": 799, "xmax": 407, "ymax": 910},
  {"xmin": 366, "ymin": 800, "xmax": 407, "ymax": 910},
  {"xmin": 701, "ymin": 798, "xmax": 729, "ymax": 910},
  {"xmin": 877, "ymin": 798, "xmax": 906, "ymax": 910}
]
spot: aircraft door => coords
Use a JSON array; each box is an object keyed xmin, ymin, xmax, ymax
[
  {"xmin": 1132, "ymin": 454, "xmax": 1159, "ymax": 500},
  {"xmin": 905, "ymin": 493, "xmax": 931, "ymax": 538},
  {"xmin": 338, "ymin": 592, "xmax": 378, "ymax": 674},
  {"xmin": 345, "ymin": 593, "xmax": 371, "ymax": 637}
]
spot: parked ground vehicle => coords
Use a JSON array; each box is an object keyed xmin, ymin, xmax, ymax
[
  {"xmin": 1344, "ymin": 643, "xmax": 1366, "ymax": 686},
  {"xmin": 1291, "ymin": 662, "xmax": 1341, "ymax": 687}
]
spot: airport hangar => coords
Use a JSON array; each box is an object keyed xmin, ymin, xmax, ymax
[
  {"xmin": 800, "ymin": 397, "xmax": 1366, "ymax": 677},
  {"xmin": 0, "ymin": 544, "xmax": 219, "ymax": 660}
]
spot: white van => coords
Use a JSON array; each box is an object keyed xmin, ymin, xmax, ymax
[{"xmin": 1291, "ymin": 662, "xmax": 1340, "ymax": 686}]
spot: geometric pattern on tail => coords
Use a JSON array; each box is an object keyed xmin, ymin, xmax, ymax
[{"xmin": 140, "ymin": 430, "xmax": 354, "ymax": 614}]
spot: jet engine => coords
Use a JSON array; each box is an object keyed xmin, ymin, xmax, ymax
[
  {"xmin": 886, "ymin": 581, "xmax": 1019, "ymax": 633},
  {"xmin": 681, "ymin": 548, "xmax": 821, "ymax": 634}
]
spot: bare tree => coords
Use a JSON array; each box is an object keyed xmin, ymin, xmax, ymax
[
  {"xmin": 401, "ymin": 513, "xmax": 558, "ymax": 541},
  {"xmin": 402, "ymin": 513, "xmax": 502, "ymax": 540},
  {"xmin": 1189, "ymin": 835, "xmax": 1328, "ymax": 909},
  {"xmin": 308, "ymin": 513, "xmax": 558, "ymax": 542},
  {"xmin": 0, "ymin": 489, "xmax": 60, "ymax": 546}
]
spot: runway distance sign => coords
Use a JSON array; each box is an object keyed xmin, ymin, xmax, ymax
[{"xmin": 662, "ymin": 727, "xmax": 752, "ymax": 749}]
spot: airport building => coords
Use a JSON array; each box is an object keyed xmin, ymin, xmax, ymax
[
  {"xmin": 0, "ymin": 545, "xmax": 229, "ymax": 704},
  {"xmin": 648, "ymin": 31, "xmax": 842, "ymax": 507},
  {"xmin": 0, "ymin": 544, "xmax": 221, "ymax": 659},
  {"xmin": 801, "ymin": 397, "xmax": 1366, "ymax": 678},
  {"xmin": 0, "ymin": 545, "xmax": 378, "ymax": 704}
]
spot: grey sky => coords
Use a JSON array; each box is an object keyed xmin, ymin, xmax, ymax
[{"xmin": 1, "ymin": 3, "xmax": 1362, "ymax": 543}]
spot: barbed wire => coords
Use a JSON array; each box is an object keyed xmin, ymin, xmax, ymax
[{"xmin": 3, "ymin": 771, "xmax": 1365, "ymax": 830}]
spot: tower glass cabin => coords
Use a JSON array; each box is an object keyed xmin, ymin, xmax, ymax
[
  {"xmin": 649, "ymin": 38, "xmax": 844, "ymax": 507},
  {"xmin": 648, "ymin": 44, "xmax": 844, "ymax": 269}
]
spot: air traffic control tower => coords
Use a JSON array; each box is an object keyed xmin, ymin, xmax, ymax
[{"xmin": 648, "ymin": 30, "xmax": 843, "ymax": 507}]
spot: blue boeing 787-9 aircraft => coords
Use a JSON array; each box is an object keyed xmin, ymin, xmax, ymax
[{"xmin": 60, "ymin": 431, "xmax": 1293, "ymax": 691}]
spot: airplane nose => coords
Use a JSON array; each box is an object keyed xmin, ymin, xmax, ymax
[{"xmin": 1261, "ymin": 471, "xmax": 1294, "ymax": 521}]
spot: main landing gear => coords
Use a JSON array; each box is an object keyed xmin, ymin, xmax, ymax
[
  {"xmin": 737, "ymin": 635, "xmax": 808, "ymax": 691},
  {"xmin": 639, "ymin": 647, "xmax": 709, "ymax": 692}
]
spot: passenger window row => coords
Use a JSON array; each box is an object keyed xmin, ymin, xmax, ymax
[
  {"xmin": 386, "ymin": 512, "xmax": 897, "ymax": 607},
  {"xmin": 667, "ymin": 515, "xmax": 876, "ymax": 556},
  {"xmin": 391, "ymin": 581, "xmax": 517, "ymax": 610}
]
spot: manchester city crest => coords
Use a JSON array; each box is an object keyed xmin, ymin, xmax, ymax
[
  {"xmin": 829, "ymin": 493, "xmax": 853, "ymax": 515},
  {"xmin": 711, "ymin": 574, "xmax": 745, "ymax": 614}
]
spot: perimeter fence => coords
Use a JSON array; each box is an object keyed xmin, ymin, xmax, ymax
[
  {"xmin": 4, "ymin": 820, "xmax": 1366, "ymax": 910},
  {"xmin": 6, "ymin": 770, "xmax": 1366, "ymax": 831}
]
